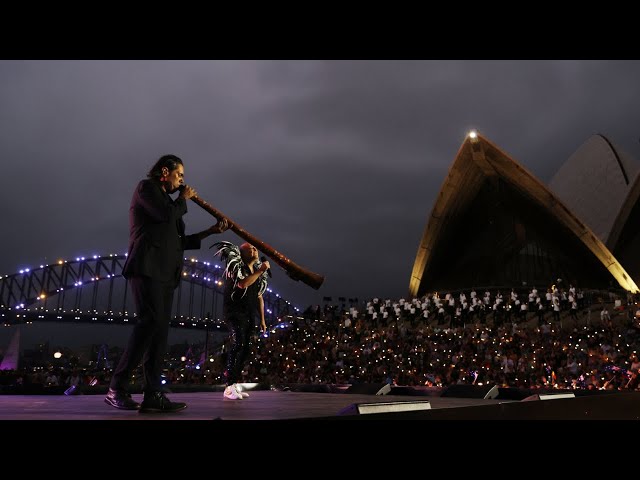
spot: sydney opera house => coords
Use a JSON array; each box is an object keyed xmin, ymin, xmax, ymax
[{"xmin": 409, "ymin": 132, "xmax": 640, "ymax": 297}]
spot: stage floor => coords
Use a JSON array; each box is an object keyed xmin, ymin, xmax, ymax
[
  {"xmin": 2, "ymin": 389, "xmax": 638, "ymax": 420},
  {"xmin": 0, "ymin": 391, "xmax": 508, "ymax": 421}
]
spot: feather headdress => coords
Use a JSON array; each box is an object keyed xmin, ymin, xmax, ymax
[{"xmin": 211, "ymin": 241, "xmax": 268, "ymax": 299}]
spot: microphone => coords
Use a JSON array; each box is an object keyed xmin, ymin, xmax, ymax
[{"xmin": 260, "ymin": 256, "xmax": 272, "ymax": 278}]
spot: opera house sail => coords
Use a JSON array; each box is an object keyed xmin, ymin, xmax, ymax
[
  {"xmin": 549, "ymin": 134, "xmax": 640, "ymax": 290},
  {"xmin": 409, "ymin": 132, "xmax": 639, "ymax": 298}
]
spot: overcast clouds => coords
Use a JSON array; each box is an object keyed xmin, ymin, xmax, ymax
[{"xmin": 2, "ymin": 60, "xmax": 640, "ymax": 337}]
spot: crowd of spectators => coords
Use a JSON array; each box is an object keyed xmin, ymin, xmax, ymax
[
  {"xmin": 3, "ymin": 284, "xmax": 640, "ymax": 393},
  {"xmin": 246, "ymin": 286, "xmax": 640, "ymax": 390}
]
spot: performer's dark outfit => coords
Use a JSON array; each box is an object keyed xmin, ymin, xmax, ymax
[{"xmin": 213, "ymin": 241, "xmax": 268, "ymax": 387}]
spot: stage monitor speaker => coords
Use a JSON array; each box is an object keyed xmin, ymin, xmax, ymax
[
  {"xmin": 496, "ymin": 387, "xmax": 532, "ymax": 400},
  {"xmin": 339, "ymin": 400, "xmax": 432, "ymax": 416},
  {"xmin": 522, "ymin": 392, "xmax": 576, "ymax": 401},
  {"xmin": 345, "ymin": 383, "xmax": 391, "ymax": 395},
  {"xmin": 441, "ymin": 384, "xmax": 499, "ymax": 399}
]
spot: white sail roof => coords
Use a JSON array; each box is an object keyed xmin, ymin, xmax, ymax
[{"xmin": 549, "ymin": 134, "xmax": 640, "ymax": 245}]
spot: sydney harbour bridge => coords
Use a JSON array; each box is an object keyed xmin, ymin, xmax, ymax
[{"xmin": 0, "ymin": 253, "xmax": 299, "ymax": 331}]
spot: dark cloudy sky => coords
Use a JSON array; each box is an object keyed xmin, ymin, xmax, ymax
[{"xmin": 2, "ymin": 60, "xmax": 640, "ymax": 348}]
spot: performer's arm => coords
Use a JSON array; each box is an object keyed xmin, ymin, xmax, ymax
[
  {"xmin": 193, "ymin": 218, "xmax": 229, "ymax": 241},
  {"xmin": 238, "ymin": 262, "xmax": 270, "ymax": 289},
  {"xmin": 184, "ymin": 218, "xmax": 229, "ymax": 250},
  {"xmin": 258, "ymin": 294, "xmax": 266, "ymax": 334}
]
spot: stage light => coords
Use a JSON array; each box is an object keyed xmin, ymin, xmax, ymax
[{"xmin": 340, "ymin": 400, "xmax": 432, "ymax": 415}]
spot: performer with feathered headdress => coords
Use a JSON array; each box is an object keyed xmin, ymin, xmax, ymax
[{"xmin": 211, "ymin": 240, "xmax": 270, "ymax": 400}]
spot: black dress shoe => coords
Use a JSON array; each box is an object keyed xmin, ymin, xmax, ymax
[
  {"xmin": 139, "ymin": 391, "xmax": 187, "ymax": 413},
  {"xmin": 104, "ymin": 388, "xmax": 140, "ymax": 410}
]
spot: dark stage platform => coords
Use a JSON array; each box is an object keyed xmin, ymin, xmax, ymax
[{"xmin": 1, "ymin": 387, "xmax": 639, "ymax": 420}]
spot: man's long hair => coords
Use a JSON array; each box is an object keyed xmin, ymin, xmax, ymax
[{"xmin": 147, "ymin": 154, "xmax": 183, "ymax": 178}]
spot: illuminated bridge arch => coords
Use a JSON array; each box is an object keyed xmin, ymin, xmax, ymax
[{"xmin": 0, "ymin": 254, "xmax": 298, "ymax": 329}]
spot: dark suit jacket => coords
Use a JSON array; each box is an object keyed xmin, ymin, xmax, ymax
[{"xmin": 122, "ymin": 178, "xmax": 201, "ymax": 287}]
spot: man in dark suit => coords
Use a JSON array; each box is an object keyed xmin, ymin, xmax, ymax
[{"xmin": 105, "ymin": 154, "xmax": 228, "ymax": 413}]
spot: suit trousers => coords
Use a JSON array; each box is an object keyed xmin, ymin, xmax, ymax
[{"xmin": 110, "ymin": 276, "xmax": 175, "ymax": 393}]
